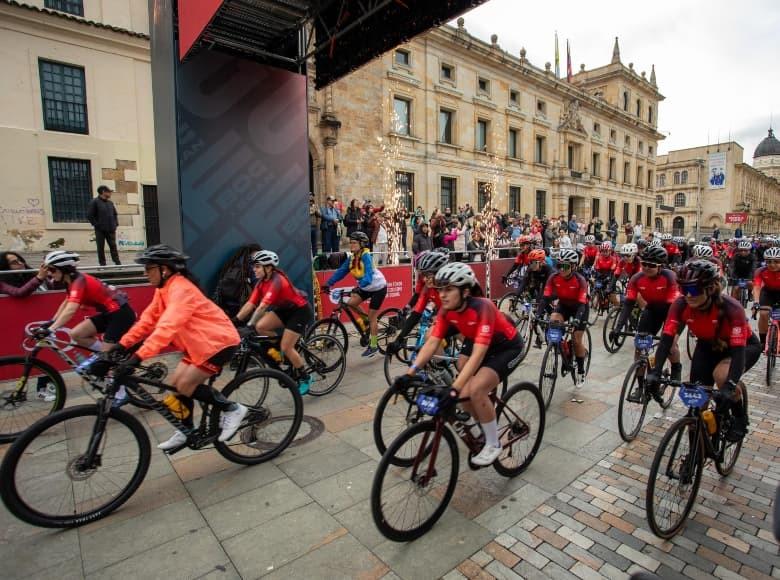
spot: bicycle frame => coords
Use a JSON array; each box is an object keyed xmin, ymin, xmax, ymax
[{"xmin": 328, "ymin": 291, "xmax": 370, "ymax": 337}]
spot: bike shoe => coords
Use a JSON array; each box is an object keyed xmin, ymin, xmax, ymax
[
  {"xmin": 471, "ymin": 444, "xmax": 502, "ymax": 466},
  {"xmin": 361, "ymin": 346, "xmax": 379, "ymax": 358},
  {"xmin": 724, "ymin": 415, "xmax": 748, "ymax": 443},
  {"xmin": 298, "ymin": 375, "xmax": 312, "ymax": 396},
  {"xmin": 219, "ymin": 404, "xmax": 249, "ymax": 442},
  {"xmin": 158, "ymin": 430, "xmax": 187, "ymax": 451},
  {"xmin": 626, "ymin": 384, "xmax": 644, "ymax": 404}
]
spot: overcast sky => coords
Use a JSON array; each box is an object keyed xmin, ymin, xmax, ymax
[{"xmin": 452, "ymin": 0, "xmax": 779, "ymax": 163}]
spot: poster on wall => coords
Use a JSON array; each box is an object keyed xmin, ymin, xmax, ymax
[{"xmin": 708, "ymin": 152, "xmax": 726, "ymax": 189}]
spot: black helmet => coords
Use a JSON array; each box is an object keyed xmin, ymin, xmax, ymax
[
  {"xmin": 677, "ymin": 260, "xmax": 719, "ymax": 288},
  {"xmin": 135, "ymin": 244, "xmax": 189, "ymax": 270},
  {"xmin": 642, "ymin": 246, "xmax": 668, "ymax": 265},
  {"xmin": 349, "ymin": 231, "xmax": 369, "ymax": 246}
]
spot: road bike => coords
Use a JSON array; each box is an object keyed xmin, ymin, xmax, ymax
[
  {"xmin": 588, "ymin": 275, "xmax": 613, "ymax": 324},
  {"xmin": 753, "ymin": 303, "xmax": 780, "ymax": 386},
  {"xmin": 645, "ymin": 380, "xmax": 748, "ymax": 538},
  {"xmin": 0, "ymin": 353, "xmax": 303, "ymax": 528},
  {"xmin": 370, "ymin": 379, "xmax": 544, "ymax": 541},
  {"xmin": 602, "ymin": 299, "xmax": 640, "ymax": 353},
  {"xmin": 732, "ymin": 278, "xmax": 750, "ymax": 308},
  {"xmin": 538, "ymin": 319, "xmax": 592, "ymax": 408}
]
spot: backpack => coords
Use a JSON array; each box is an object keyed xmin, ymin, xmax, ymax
[{"xmin": 212, "ymin": 244, "xmax": 261, "ymax": 316}]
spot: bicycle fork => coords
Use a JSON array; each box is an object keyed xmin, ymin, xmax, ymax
[{"xmin": 411, "ymin": 421, "xmax": 443, "ymax": 487}]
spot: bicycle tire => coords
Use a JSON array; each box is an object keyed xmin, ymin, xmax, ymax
[
  {"xmin": 0, "ymin": 356, "xmax": 67, "ymax": 443},
  {"xmin": 303, "ymin": 334, "xmax": 346, "ymax": 396},
  {"xmin": 493, "ymin": 382, "xmax": 545, "ymax": 476},
  {"xmin": 515, "ymin": 314, "xmax": 533, "ymax": 364},
  {"xmin": 588, "ymin": 292, "xmax": 600, "ymax": 325},
  {"xmin": 371, "ymin": 420, "xmax": 459, "ymax": 541},
  {"xmin": 307, "ymin": 318, "xmax": 349, "ymax": 354},
  {"xmin": 538, "ymin": 344, "xmax": 558, "ymax": 409},
  {"xmin": 213, "ymin": 368, "xmax": 303, "ymax": 465},
  {"xmin": 766, "ymin": 325, "xmax": 777, "ymax": 386},
  {"xmin": 646, "ymin": 416, "xmax": 704, "ymax": 538},
  {"xmin": 714, "ymin": 386, "xmax": 747, "ymax": 476},
  {"xmin": 382, "ymin": 334, "xmax": 419, "ymax": 386},
  {"xmin": 123, "ymin": 361, "xmax": 173, "ymax": 410},
  {"xmin": 497, "ymin": 294, "xmax": 519, "ymax": 321},
  {"xmin": 618, "ymin": 360, "xmax": 649, "ymax": 442},
  {"xmin": 686, "ymin": 328, "xmax": 695, "ymax": 360},
  {"xmin": 0, "ymin": 404, "xmax": 150, "ymax": 528},
  {"xmin": 602, "ymin": 308, "xmax": 626, "ymax": 354},
  {"xmin": 376, "ymin": 308, "xmax": 402, "ymax": 354},
  {"xmin": 372, "ymin": 385, "xmax": 424, "ymax": 464}
]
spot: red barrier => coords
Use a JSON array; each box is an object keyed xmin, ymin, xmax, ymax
[
  {"xmin": 315, "ymin": 264, "xmax": 414, "ymax": 319},
  {"xmin": 1, "ymin": 285, "xmax": 156, "ymax": 370},
  {"xmin": 488, "ymin": 258, "xmax": 516, "ymax": 300}
]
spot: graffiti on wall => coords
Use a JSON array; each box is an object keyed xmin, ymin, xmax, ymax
[{"xmin": 0, "ymin": 198, "xmax": 46, "ymax": 251}]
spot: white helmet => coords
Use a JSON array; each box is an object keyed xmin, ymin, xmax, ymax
[
  {"xmin": 558, "ymin": 248, "xmax": 580, "ymax": 265},
  {"xmin": 621, "ymin": 243, "xmax": 638, "ymax": 256},
  {"xmin": 251, "ymin": 250, "xmax": 279, "ymax": 266},
  {"xmin": 661, "ymin": 233, "xmax": 672, "ymax": 241},
  {"xmin": 43, "ymin": 250, "xmax": 80, "ymax": 269},
  {"xmin": 765, "ymin": 247, "xmax": 780, "ymax": 260},
  {"xmin": 433, "ymin": 262, "xmax": 477, "ymax": 288},
  {"xmin": 737, "ymin": 240, "xmax": 752, "ymax": 250},
  {"xmin": 648, "ymin": 239, "xmax": 663, "ymax": 248},
  {"xmin": 417, "ymin": 251, "xmax": 449, "ymax": 273},
  {"xmin": 688, "ymin": 238, "xmax": 696, "ymax": 244},
  {"xmin": 584, "ymin": 235, "xmax": 595, "ymax": 243},
  {"xmin": 693, "ymin": 244, "xmax": 713, "ymax": 258}
]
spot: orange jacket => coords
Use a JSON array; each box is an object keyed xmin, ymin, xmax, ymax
[{"xmin": 120, "ymin": 273, "xmax": 239, "ymax": 364}]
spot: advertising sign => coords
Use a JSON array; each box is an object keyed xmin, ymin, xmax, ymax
[
  {"xmin": 725, "ymin": 212, "xmax": 747, "ymax": 224},
  {"xmin": 708, "ymin": 152, "xmax": 726, "ymax": 189}
]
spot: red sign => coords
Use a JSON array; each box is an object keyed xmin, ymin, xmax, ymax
[
  {"xmin": 725, "ymin": 212, "xmax": 747, "ymax": 224},
  {"xmin": 488, "ymin": 258, "xmax": 516, "ymax": 300},
  {"xmin": 178, "ymin": 0, "xmax": 224, "ymax": 60},
  {"xmin": 315, "ymin": 265, "xmax": 413, "ymax": 320}
]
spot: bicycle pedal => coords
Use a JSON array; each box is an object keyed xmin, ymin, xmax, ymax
[{"xmin": 162, "ymin": 442, "xmax": 189, "ymax": 456}]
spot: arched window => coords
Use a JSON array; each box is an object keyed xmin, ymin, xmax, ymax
[
  {"xmin": 681, "ymin": 170, "xmax": 688, "ymax": 184},
  {"xmin": 673, "ymin": 171, "xmax": 680, "ymax": 184},
  {"xmin": 655, "ymin": 217, "xmax": 663, "ymax": 231},
  {"xmin": 672, "ymin": 216, "xmax": 685, "ymax": 236},
  {"xmin": 674, "ymin": 192, "xmax": 686, "ymax": 207},
  {"xmin": 658, "ymin": 174, "xmax": 666, "ymax": 187},
  {"xmin": 655, "ymin": 195, "xmax": 663, "ymax": 208}
]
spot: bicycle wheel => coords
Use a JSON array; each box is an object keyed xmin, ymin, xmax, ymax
[
  {"xmin": 766, "ymin": 325, "xmax": 777, "ymax": 386},
  {"xmin": 371, "ymin": 420, "xmax": 459, "ymax": 541},
  {"xmin": 602, "ymin": 308, "xmax": 626, "ymax": 354},
  {"xmin": 715, "ymin": 386, "xmax": 747, "ymax": 476},
  {"xmin": 307, "ymin": 318, "xmax": 349, "ymax": 354},
  {"xmin": 538, "ymin": 344, "xmax": 558, "ymax": 409},
  {"xmin": 497, "ymin": 294, "xmax": 519, "ymax": 321},
  {"xmin": 372, "ymin": 385, "xmax": 425, "ymax": 463},
  {"xmin": 0, "ymin": 405, "xmax": 150, "ymax": 528},
  {"xmin": 646, "ymin": 416, "xmax": 704, "ymax": 538},
  {"xmin": 0, "ymin": 356, "xmax": 67, "ymax": 443},
  {"xmin": 588, "ymin": 292, "xmax": 600, "ymax": 325},
  {"xmin": 583, "ymin": 327, "xmax": 592, "ymax": 374},
  {"xmin": 493, "ymin": 382, "xmax": 545, "ymax": 476},
  {"xmin": 740, "ymin": 288, "xmax": 749, "ymax": 309},
  {"xmin": 383, "ymin": 335, "xmax": 419, "ymax": 386},
  {"xmin": 123, "ymin": 360, "xmax": 171, "ymax": 410},
  {"xmin": 376, "ymin": 308, "xmax": 403, "ymax": 354},
  {"xmin": 618, "ymin": 361, "xmax": 649, "ymax": 442},
  {"xmin": 515, "ymin": 314, "xmax": 533, "ymax": 364},
  {"xmin": 303, "ymin": 334, "xmax": 346, "ymax": 396},
  {"xmin": 686, "ymin": 329, "xmax": 695, "ymax": 360},
  {"xmin": 214, "ymin": 368, "xmax": 303, "ymax": 465}
]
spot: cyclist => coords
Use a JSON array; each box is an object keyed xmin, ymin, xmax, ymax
[
  {"xmin": 647, "ymin": 260, "xmax": 759, "ymax": 441},
  {"xmin": 611, "ymin": 245, "xmax": 683, "ymax": 388},
  {"xmin": 593, "ymin": 241, "xmax": 620, "ymax": 306},
  {"xmin": 503, "ymin": 236, "xmax": 532, "ymax": 281},
  {"xmin": 112, "ymin": 245, "xmax": 246, "ymax": 451},
  {"xmin": 728, "ymin": 240, "xmax": 756, "ymax": 301},
  {"xmin": 321, "ymin": 231, "xmax": 387, "ymax": 357},
  {"xmin": 580, "ymin": 235, "xmax": 598, "ymax": 274},
  {"xmin": 662, "ymin": 233, "xmax": 680, "ymax": 266},
  {"xmin": 511, "ymin": 248, "xmax": 553, "ymax": 349},
  {"xmin": 691, "ymin": 244, "xmax": 725, "ymax": 276},
  {"xmin": 614, "ymin": 243, "xmax": 641, "ymax": 281},
  {"xmin": 235, "ymin": 250, "xmax": 314, "ymax": 394},
  {"xmin": 536, "ymin": 248, "xmax": 589, "ymax": 387},
  {"xmin": 752, "ymin": 246, "xmax": 780, "ymax": 348},
  {"xmin": 399, "ymin": 262, "xmax": 524, "ymax": 466}
]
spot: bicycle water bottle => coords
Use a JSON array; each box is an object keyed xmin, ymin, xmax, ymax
[
  {"xmin": 267, "ymin": 347, "xmax": 283, "ymax": 363},
  {"xmin": 162, "ymin": 394, "xmax": 191, "ymax": 420},
  {"xmin": 701, "ymin": 410, "xmax": 717, "ymax": 435},
  {"xmin": 562, "ymin": 339, "xmax": 571, "ymax": 358},
  {"xmin": 357, "ymin": 316, "xmax": 369, "ymax": 332}
]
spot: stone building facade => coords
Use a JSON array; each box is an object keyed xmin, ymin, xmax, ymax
[
  {"xmin": 0, "ymin": 0, "xmax": 153, "ymax": 252},
  {"xmin": 308, "ymin": 19, "xmax": 665, "ymax": 230}
]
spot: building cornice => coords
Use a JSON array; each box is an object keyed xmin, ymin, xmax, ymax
[{"xmin": 2, "ymin": 0, "xmax": 148, "ymax": 38}]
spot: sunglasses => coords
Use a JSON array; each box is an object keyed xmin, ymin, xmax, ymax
[
  {"xmin": 641, "ymin": 262, "xmax": 660, "ymax": 268},
  {"xmin": 557, "ymin": 262, "xmax": 573, "ymax": 270},
  {"xmin": 680, "ymin": 284, "xmax": 704, "ymax": 297}
]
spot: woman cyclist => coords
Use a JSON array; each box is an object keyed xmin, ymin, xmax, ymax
[
  {"xmin": 752, "ymin": 246, "xmax": 780, "ymax": 348},
  {"xmin": 113, "ymin": 245, "xmax": 246, "ymax": 451},
  {"xmin": 398, "ymin": 262, "xmax": 524, "ymax": 466},
  {"xmin": 321, "ymin": 231, "xmax": 387, "ymax": 357},
  {"xmin": 235, "ymin": 250, "xmax": 314, "ymax": 394},
  {"xmin": 647, "ymin": 260, "xmax": 759, "ymax": 441}
]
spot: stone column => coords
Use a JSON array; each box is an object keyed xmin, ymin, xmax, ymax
[{"xmin": 323, "ymin": 136, "xmax": 337, "ymax": 196}]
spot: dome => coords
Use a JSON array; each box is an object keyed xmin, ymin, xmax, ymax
[{"xmin": 754, "ymin": 128, "xmax": 780, "ymax": 158}]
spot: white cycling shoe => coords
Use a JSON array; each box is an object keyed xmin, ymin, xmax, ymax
[
  {"xmin": 157, "ymin": 430, "xmax": 187, "ymax": 451},
  {"xmin": 472, "ymin": 444, "xmax": 502, "ymax": 466},
  {"xmin": 218, "ymin": 404, "xmax": 248, "ymax": 442}
]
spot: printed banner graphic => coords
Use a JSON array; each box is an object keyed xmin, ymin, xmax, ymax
[{"xmin": 708, "ymin": 152, "xmax": 726, "ymax": 189}]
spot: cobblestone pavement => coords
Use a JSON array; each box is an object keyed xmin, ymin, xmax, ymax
[{"xmin": 1, "ymin": 315, "xmax": 778, "ymax": 580}]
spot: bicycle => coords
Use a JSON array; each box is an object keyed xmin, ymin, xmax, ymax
[
  {"xmin": 645, "ymin": 380, "xmax": 748, "ymax": 538},
  {"xmin": 754, "ymin": 303, "xmax": 780, "ymax": 386},
  {"xmin": 588, "ymin": 275, "xmax": 612, "ymax": 324},
  {"xmin": 308, "ymin": 288, "xmax": 401, "ymax": 354},
  {"xmin": 0, "ymin": 353, "xmax": 303, "ymax": 528},
  {"xmin": 602, "ymin": 298, "xmax": 640, "ymax": 353},
  {"xmin": 538, "ymin": 319, "xmax": 592, "ymax": 408},
  {"xmin": 617, "ymin": 332, "xmax": 675, "ymax": 442},
  {"xmin": 370, "ymin": 379, "xmax": 544, "ymax": 541},
  {"xmin": 732, "ymin": 278, "xmax": 750, "ymax": 308}
]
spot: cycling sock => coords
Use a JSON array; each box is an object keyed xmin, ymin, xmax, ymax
[
  {"xmin": 576, "ymin": 356, "xmax": 585, "ymax": 374},
  {"xmin": 370, "ymin": 335, "xmax": 378, "ymax": 349},
  {"xmin": 481, "ymin": 419, "xmax": 499, "ymax": 448},
  {"xmin": 760, "ymin": 333, "xmax": 766, "ymax": 347},
  {"xmin": 670, "ymin": 362, "xmax": 683, "ymax": 380},
  {"xmin": 192, "ymin": 384, "xmax": 237, "ymax": 412},
  {"xmin": 291, "ymin": 366, "xmax": 306, "ymax": 380},
  {"xmin": 89, "ymin": 339, "xmax": 104, "ymax": 352}
]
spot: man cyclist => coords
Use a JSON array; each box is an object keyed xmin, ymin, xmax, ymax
[
  {"xmin": 647, "ymin": 260, "xmax": 759, "ymax": 441},
  {"xmin": 752, "ymin": 246, "xmax": 780, "ymax": 348},
  {"xmin": 728, "ymin": 240, "xmax": 756, "ymax": 302},
  {"xmin": 321, "ymin": 231, "xmax": 387, "ymax": 357},
  {"xmin": 235, "ymin": 250, "xmax": 314, "ymax": 394},
  {"xmin": 398, "ymin": 262, "xmax": 524, "ymax": 466},
  {"xmin": 536, "ymin": 248, "xmax": 589, "ymax": 387}
]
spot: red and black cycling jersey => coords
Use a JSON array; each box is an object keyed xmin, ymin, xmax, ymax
[
  {"xmin": 625, "ymin": 269, "xmax": 678, "ymax": 305},
  {"xmin": 581, "ymin": 245, "xmax": 598, "ymax": 266},
  {"xmin": 517, "ymin": 263, "xmax": 552, "ymax": 297},
  {"xmin": 662, "ymin": 295, "xmax": 751, "ymax": 347},
  {"xmin": 614, "ymin": 257, "xmax": 641, "ymax": 278},
  {"xmin": 248, "ymin": 271, "xmax": 308, "ymax": 309},
  {"xmin": 67, "ymin": 273, "xmax": 124, "ymax": 313},
  {"xmin": 513, "ymin": 251, "xmax": 531, "ymax": 266},
  {"xmin": 663, "ymin": 243, "xmax": 680, "ymax": 258},
  {"xmin": 542, "ymin": 271, "xmax": 588, "ymax": 307},
  {"xmin": 430, "ymin": 296, "xmax": 517, "ymax": 346},
  {"xmin": 594, "ymin": 254, "xmax": 618, "ymax": 274},
  {"xmin": 753, "ymin": 266, "xmax": 780, "ymax": 292},
  {"xmin": 414, "ymin": 275, "xmax": 426, "ymax": 295},
  {"xmin": 413, "ymin": 284, "xmax": 442, "ymax": 314}
]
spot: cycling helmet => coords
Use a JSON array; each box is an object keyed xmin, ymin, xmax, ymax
[
  {"xmin": 417, "ymin": 251, "xmax": 449, "ymax": 273},
  {"xmin": 549, "ymin": 249, "xmax": 561, "ymax": 260},
  {"xmin": 677, "ymin": 260, "xmax": 719, "ymax": 288},
  {"xmin": 737, "ymin": 240, "xmax": 752, "ymax": 250},
  {"xmin": 600, "ymin": 241, "xmax": 612, "ymax": 252},
  {"xmin": 433, "ymin": 262, "xmax": 477, "ymax": 288},
  {"xmin": 349, "ymin": 231, "xmax": 370, "ymax": 246},
  {"xmin": 673, "ymin": 236, "xmax": 685, "ymax": 244},
  {"xmin": 518, "ymin": 235, "xmax": 531, "ymax": 244},
  {"xmin": 251, "ymin": 250, "xmax": 279, "ymax": 267},
  {"xmin": 688, "ymin": 238, "xmax": 696, "ymax": 244},
  {"xmin": 584, "ymin": 235, "xmax": 595, "ymax": 243},
  {"xmin": 648, "ymin": 239, "xmax": 663, "ymax": 248},
  {"xmin": 432, "ymin": 247, "xmax": 450, "ymax": 255},
  {"xmin": 43, "ymin": 250, "xmax": 80, "ymax": 270},
  {"xmin": 692, "ymin": 244, "xmax": 713, "ymax": 258},
  {"xmin": 642, "ymin": 246, "xmax": 668, "ymax": 265},
  {"xmin": 661, "ymin": 233, "xmax": 672, "ymax": 241},
  {"xmin": 135, "ymin": 244, "xmax": 189, "ymax": 269},
  {"xmin": 528, "ymin": 249, "xmax": 546, "ymax": 262},
  {"xmin": 620, "ymin": 243, "xmax": 638, "ymax": 256},
  {"xmin": 576, "ymin": 243, "xmax": 585, "ymax": 252},
  {"xmin": 637, "ymin": 239, "xmax": 649, "ymax": 249},
  {"xmin": 764, "ymin": 247, "xmax": 780, "ymax": 260},
  {"xmin": 558, "ymin": 248, "xmax": 579, "ymax": 265}
]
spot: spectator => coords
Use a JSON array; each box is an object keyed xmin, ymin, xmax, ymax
[
  {"xmin": 593, "ymin": 217, "xmax": 603, "ymax": 241},
  {"xmin": 624, "ymin": 220, "xmax": 634, "ymax": 243},
  {"xmin": 567, "ymin": 214, "xmax": 578, "ymax": 242},
  {"xmin": 364, "ymin": 202, "xmax": 384, "ymax": 250},
  {"xmin": 712, "ymin": 225, "xmax": 720, "ymax": 240},
  {"xmin": 558, "ymin": 229, "xmax": 573, "ymax": 249},
  {"xmin": 443, "ymin": 224, "xmax": 459, "ymax": 251},
  {"xmin": 344, "ymin": 199, "xmax": 362, "ymax": 236},
  {"xmin": 396, "ymin": 207, "xmax": 409, "ymax": 253},
  {"xmin": 412, "ymin": 222, "xmax": 433, "ymax": 255},
  {"xmin": 544, "ymin": 218, "xmax": 558, "ymax": 248},
  {"xmin": 375, "ymin": 214, "xmax": 389, "ymax": 264},
  {"xmin": 633, "ymin": 221, "xmax": 643, "ymax": 242},
  {"xmin": 309, "ymin": 193, "xmax": 320, "ymax": 255},
  {"xmin": 0, "ymin": 252, "xmax": 47, "ymax": 297},
  {"xmin": 734, "ymin": 225, "xmax": 743, "ymax": 239},
  {"xmin": 87, "ymin": 185, "xmax": 121, "ymax": 266},
  {"xmin": 467, "ymin": 229, "xmax": 486, "ymax": 261},
  {"xmin": 320, "ymin": 195, "xmax": 342, "ymax": 253},
  {"xmin": 607, "ymin": 216, "xmax": 618, "ymax": 242}
]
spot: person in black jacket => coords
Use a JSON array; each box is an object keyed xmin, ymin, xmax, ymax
[{"xmin": 87, "ymin": 185, "xmax": 121, "ymax": 266}]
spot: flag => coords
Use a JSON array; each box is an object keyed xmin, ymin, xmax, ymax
[
  {"xmin": 554, "ymin": 32, "xmax": 560, "ymax": 78},
  {"xmin": 566, "ymin": 40, "xmax": 572, "ymax": 82}
]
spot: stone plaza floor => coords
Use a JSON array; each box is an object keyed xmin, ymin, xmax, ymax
[{"xmin": 1, "ymin": 316, "xmax": 778, "ymax": 580}]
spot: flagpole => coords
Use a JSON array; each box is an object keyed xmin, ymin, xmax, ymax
[{"xmin": 555, "ymin": 32, "xmax": 560, "ymax": 79}]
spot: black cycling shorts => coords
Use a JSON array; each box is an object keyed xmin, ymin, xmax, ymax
[
  {"xmin": 689, "ymin": 333, "xmax": 761, "ymax": 386},
  {"xmin": 356, "ymin": 286, "xmax": 387, "ymax": 311},
  {"xmin": 554, "ymin": 302, "xmax": 588, "ymax": 331},
  {"xmin": 89, "ymin": 303, "xmax": 136, "ymax": 343},
  {"xmin": 637, "ymin": 304, "xmax": 670, "ymax": 337},
  {"xmin": 758, "ymin": 288, "xmax": 780, "ymax": 307},
  {"xmin": 460, "ymin": 336, "xmax": 525, "ymax": 382},
  {"xmin": 274, "ymin": 304, "xmax": 313, "ymax": 335}
]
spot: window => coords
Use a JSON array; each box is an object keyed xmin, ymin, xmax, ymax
[
  {"xmin": 647, "ymin": 207, "xmax": 652, "ymax": 226},
  {"xmin": 622, "ymin": 91, "xmax": 629, "ymax": 111},
  {"xmin": 508, "ymin": 128, "xmax": 519, "ymax": 158},
  {"xmin": 439, "ymin": 109, "xmax": 453, "ymax": 144},
  {"xmin": 478, "ymin": 77, "xmax": 490, "ymax": 95},
  {"xmin": 593, "ymin": 122, "xmax": 601, "ymax": 135},
  {"xmin": 476, "ymin": 119, "xmax": 488, "ymax": 151},
  {"xmin": 395, "ymin": 172, "xmax": 414, "ymax": 210},
  {"xmin": 509, "ymin": 186, "xmax": 521, "ymax": 213},
  {"xmin": 509, "ymin": 90, "xmax": 519, "ymax": 105},
  {"xmin": 655, "ymin": 195, "xmax": 663, "ymax": 208},
  {"xmin": 623, "ymin": 202, "xmax": 630, "ymax": 224},
  {"xmin": 592, "ymin": 152, "xmax": 601, "ymax": 177},
  {"xmin": 592, "ymin": 198, "xmax": 600, "ymax": 219},
  {"xmin": 608, "ymin": 200, "xmax": 616, "ymax": 220},
  {"xmin": 608, "ymin": 157, "xmax": 616, "ymax": 180},
  {"xmin": 477, "ymin": 181, "xmax": 491, "ymax": 211},
  {"xmin": 535, "ymin": 190, "xmax": 546, "ymax": 218},
  {"xmin": 672, "ymin": 216, "xmax": 685, "ymax": 236},
  {"xmin": 48, "ymin": 157, "xmax": 92, "ymax": 223},
  {"xmin": 648, "ymin": 145, "xmax": 654, "ymax": 156},
  {"xmin": 394, "ymin": 49, "xmax": 410, "ymax": 67},
  {"xmin": 624, "ymin": 161, "xmax": 631, "ymax": 184},
  {"xmin": 609, "ymin": 129, "xmax": 617, "ymax": 143},
  {"xmin": 534, "ymin": 135, "xmax": 546, "ymax": 164},
  {"xmin": 655, "ymin": 217, "xmax": 663, "ymax": 231},
  {"xmin": 637, "ymin": 165, "xmax": 644, "ymax": 187},
  {"xmin": 44, "ymin": 0, "xmax": 83, "ymax": 16},
  {"xmin": 638, "ymin": 141, "xmax": 644, "ymax": 154},
  {"xmin": 674, "ymin": 192, "xmax": 686, "ymax": 207},
  {"xmin": 636, "ymin": 204, "xmax": 642, "ymax": 224},
  {"xmin": 647, "ymin": 169, "xmax": 653, "ymax": 189},
  {"xmin": 636, "ymin": 98, "xmax": 641, "ymax": 117},
  {"xmin": 658, "ymin": 173, "xmax": 666, "ymax": 187},
  {"xmin": 624, "ymin": 135, "xmax": 631, "ymax": 149},
  {"xmin": 536, "ymin": 99, "xmax": 547, "ymax": 116},
  {"xmin": 440, "ymin": 177, "xmax": 457, "ymax": 210},
  {"xmin": 39, "ymin": 59, "xmax": 88, "ymax": 134},
  {"xmin": 440, "ymin": 62, "xmax": 453, "ymax": 80},
  {"xmin": 567, "ymin": 145, "xmax": 575, "ymax": 170},
  {"xmin": 681, "ymin": 170, "xmax": 688, "ymax": 184},
  {"xmin": 393, "ymin": 97, "xmax": 410, "ymax": 135},
  {"xmin": 648, "ymin": 105, "xmax": 654, "ymax": 124},
  {"xmin": 673, "ymin": 171, "xmax": 680, "ymax": 184}
]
